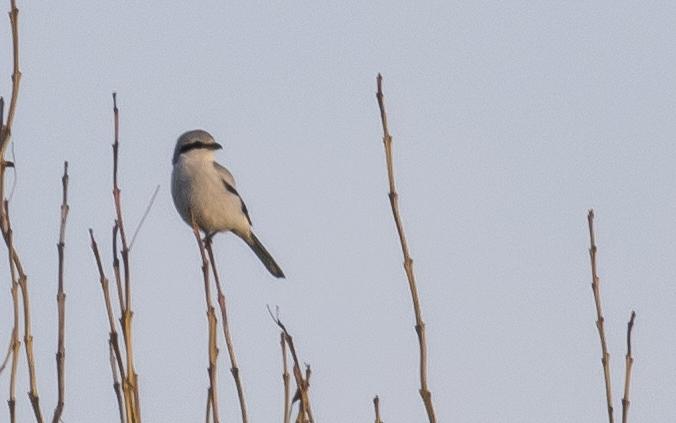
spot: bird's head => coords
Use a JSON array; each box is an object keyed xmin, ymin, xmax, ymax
[{"xmin": 172, "ymin": 129, "xmax": 223, "ymax": 165}]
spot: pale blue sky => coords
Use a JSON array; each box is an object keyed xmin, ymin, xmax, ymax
[{"xmin": 1, "ymin": 1, "xmax": 676, "ymax": 422}]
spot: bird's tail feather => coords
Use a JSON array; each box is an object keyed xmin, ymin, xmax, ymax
[{"xmin": 247, "ymin": 232, "xmax": 285, "ymax": 278}]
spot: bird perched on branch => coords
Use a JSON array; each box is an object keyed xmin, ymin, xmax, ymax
[{"xmin": 171, "ymin": 129, "xmax": 285, "ymax": 278}]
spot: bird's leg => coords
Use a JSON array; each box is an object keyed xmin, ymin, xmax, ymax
[{"xmin": 203, "ymin": 232, "xmax": 216, "ymax": 248}]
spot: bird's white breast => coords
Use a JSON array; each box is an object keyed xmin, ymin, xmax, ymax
[{"xmin": 171, "ymin": 154, "xmax": 250, "ymax": 236}]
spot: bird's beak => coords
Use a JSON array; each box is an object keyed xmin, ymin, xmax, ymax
[{"xmin": 208, "ymin": 142, "xmax": 223, "ymax": 150}]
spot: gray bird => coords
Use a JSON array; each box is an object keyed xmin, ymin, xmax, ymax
[{"xmin": 171, "ymin": 129, "xmax": 284, "ymax": 278}]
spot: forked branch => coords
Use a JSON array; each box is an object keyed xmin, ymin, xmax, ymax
[
  {"xmin": 376, "ymin": 74, "xmax": 436, "ymax": 423},
  {"xmin": 88, "ymin": 95, "xmax": 144, "ymax": 423},
  {"xmin": 268, "ymin": 307, "xmax": 314, "ymax": 423}
]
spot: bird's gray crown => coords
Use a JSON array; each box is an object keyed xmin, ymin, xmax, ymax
[{"xmin": 172, "ymin": 129, "xmax": 223, "ymax": 165}]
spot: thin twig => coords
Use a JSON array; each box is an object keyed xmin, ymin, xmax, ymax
[
  {"xmin": 8, "ymin": 253, "xmax": 19, "ymax": 423},
  {"xmin": 281, "ymin": 333, "xmax": 290, "ymax": 423},
  {"xmin": 90, "ymin": 229, "xmax": 131, "ymax": 423},
  {"xmin": 267, "ymin": 307, "xmax": 314, "ymax": 423},
  {"xmin": 129, "ymin": 184, "xmax": 160, "ymax": 250},
  {"xmin": 587, "ymin": 210, "xmax": 615, "ymax": 423},
  {"xmin": 204, "ymin": 237, "xmax": 249, "ymax": 423},
  {"xmin": 192, "ymin": 223, "xmax": 220, "ymax": 423},
  {"xmin": 0, "ymin": 0, "xmax": 21, "ymax": 157},
  {"xmin": 621, "ymin": 311, "xmax": 636, "ymax": 423},
  {"xmin": 51, "ymin": 161, "xmax": 69, "ymax": 423},
  {"xmin": 373, "ymin": 396, "xmax": 383, "ymax": 423},
  {"xmin": 113, "ymin": 224, "xmax": 124, "ymax": 317},
  {"xmin": 376, "ymin": 74, "xmax": 436, "ymax": 423},
  {"xmin": 109, "ymin": 342, "xmax": 126, "ymax": 423}
]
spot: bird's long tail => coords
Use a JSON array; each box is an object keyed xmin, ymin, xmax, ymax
[{"xmin": 246, "ymin": 232, "xmax": 285, "ymax": 278}]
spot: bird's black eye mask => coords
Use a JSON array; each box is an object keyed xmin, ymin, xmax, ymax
[{"xmin": 180, "ymin": 141, "xmax": 222, "ymax": 155}]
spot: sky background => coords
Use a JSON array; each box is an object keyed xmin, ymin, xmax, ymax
[{"xmin": 1, "ymin": 1, "xmax": 676, "ymax": 422}]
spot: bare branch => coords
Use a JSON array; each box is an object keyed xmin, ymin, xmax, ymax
[
  {"xmin": 376, "ymin": 74, "xmax": 436, "ymax": 423},
  {"xmin": 1, "ymin": 2, "xmax": 23, "ymax": 419},
  {"xmin": 281, "ymin": 333, "xmax": 290, "ymax": 423},
  {"xmin": 621, "ymin": 311, "xmax": 636, "ymax": 423},
  {"xmin": 373, "ymin": 396, "xmax": 383, "ymax": 423},
  {"xmin": 0, "ymin": 0, "xmax": 21, "ymax": 156},
  {"xmin": 267, "ymin": 307, "xmax": 314, "ymax": 423},
  {"xmin": 8, "ymin": 259, "xmax": 19, "ymax": 423},
  {"xmin": 90, "ymin": 228, "xmax": 131, "ymax": 422},
  {"xmin": 192, "ymin": 224, "xmax": 220, "ymax": 423},
  {"xmin": 51, "ymin": 161, "xmax": 69, "ymax": 423},
  {"xmin": 204, "ymin": 237, "xmax": 249, "ymax": 423},
  {"xmin": 109, "ymin": 93, "xmax": 141, "ymax": 423},
  {"xmin": 587, "ymin": 210, "xmax": 615, "ymax": 423},
  {"xmin": 108, "ymin": 342, "xmax": 126, "ymax": 423},
  {"xmin": 1, "ymin": 197, "xmax": 44, "ymax": 423}
]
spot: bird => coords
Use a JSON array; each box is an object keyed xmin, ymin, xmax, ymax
[{"xmin": 171, "ymin": 129, "xmax": 285, "ymax": 278}]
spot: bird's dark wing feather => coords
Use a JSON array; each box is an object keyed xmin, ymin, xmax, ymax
[
  {"xmin": 221, "ymin": 179, "xmax": 252, "ymax": 226},
  {"xmin": 213, "ymin": 162, "xmax": 252, "ymax": 226}
]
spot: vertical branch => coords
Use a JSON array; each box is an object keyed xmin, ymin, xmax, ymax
[
  {"xmin": 2, "ymin": 0, "xmax": 20, "ymax": 151},
  {"xmin": 302, "ymin": 365, "xmax": 312, "ymax": 423},
  {"xmin": 192, "ymin": 225, "xmax": 220, "ymax": 423},
  {"xmin": 373, "ymin": 396, "xmax": 383, "ymax": 423},
  {"xmin": 587, "ymin": 210, "xmax": 615, "ymax": 423},
  {"xmin": 2, "ymin": 2, "xmax": 22, "ymax": 420},
  {"xmin": 375, "ymin": 74, "xmax": 436, "ymax": 423},
  {"xmin": 8, "ymin": 247, "xmax": 19, "ymax": 423},
  {"xmin": 112, "ymin": 225, "xmax": 124, "ymax": 315},
  {"xmin": 112, "ymin": 93, "xmax": 130, "ymax": 311},
  {"xmin": 110, "ymin": 93, "xmax": 140, "ymax": 423},
  {"xmin": 204, "ymin": 238, "xmax": 249, "ymax": 423},
  {"xmin": 0, "ymin": 0, "xmax": 21, "ymax": 156},
  {"xmin": 51, "ymin": 161, "xmax": 69, "ymax": 423},
  {"xmin": 0, "ymin": 0, "xmax": 21, "ymax": 227},
  {"xmin": 281, "ymin": 334, "xmax": 290, "ymax": 423},
  {"xmin": 109, "ymin": 342, "xmax": 126, "ymax": 423},
  {"xmin": 621, "ymin": 311, "xmax": 636, "ymax": 423}
]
